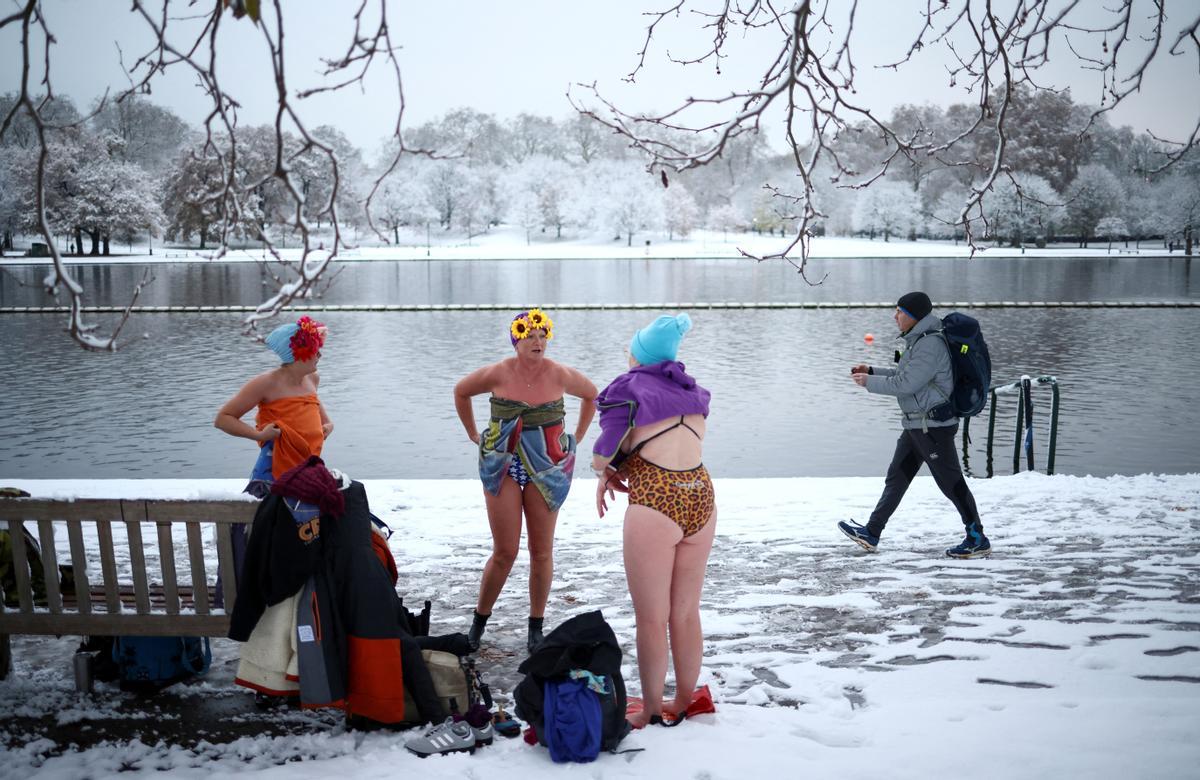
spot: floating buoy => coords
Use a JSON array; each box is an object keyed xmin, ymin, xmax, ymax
[{"xmin": 864, "ymin": 333, "xmax": 875, "ymax": 344}]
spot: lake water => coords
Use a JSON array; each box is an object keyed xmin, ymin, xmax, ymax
[{"xmin": 2, "ymin": 255, "xmax": 1198, "ymax": 480}]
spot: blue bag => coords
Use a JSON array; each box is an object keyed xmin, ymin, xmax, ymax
[
  {"xmin": 112, "ymin": 636, "xmax": 212, "ymax": 692},
  {"xmin": 543, "ymin": 677, "xmax": 603, "ymax": 763}
]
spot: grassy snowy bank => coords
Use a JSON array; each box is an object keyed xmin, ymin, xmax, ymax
[
  {"xmin": 0, "ymin": 229, "xmax": 1181, "ymax": 265},
  {"xmin": 1, "ymin": 473, "xmax": 1198, "ymax": 779}
]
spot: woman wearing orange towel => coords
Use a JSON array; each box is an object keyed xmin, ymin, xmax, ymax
[{"xmin": 215, "ymin": 316, "xmax": 333, "ymax": 494}]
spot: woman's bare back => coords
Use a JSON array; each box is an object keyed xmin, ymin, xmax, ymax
[{"xmin": 624, "ymin": 413, "xmax": 706, "ymax": 470}]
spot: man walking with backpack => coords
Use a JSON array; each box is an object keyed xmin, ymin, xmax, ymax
[{"xmin": 840, "ymin": 291, "xmax": 991, "ymax": 558}]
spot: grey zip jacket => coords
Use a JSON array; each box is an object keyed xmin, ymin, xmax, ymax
[{"xmin": 864, "ymin": 312, "xmax": 956, "ymax": 430}]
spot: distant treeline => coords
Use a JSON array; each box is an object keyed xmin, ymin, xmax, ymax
[{"xmin": 2, "ymin": 86, "xmax": 1197, "ymax": 255}]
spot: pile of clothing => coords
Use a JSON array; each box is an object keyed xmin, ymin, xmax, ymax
[{"xmin": 228, "ymin": 456, "xmax": 467, "ymax": 725}]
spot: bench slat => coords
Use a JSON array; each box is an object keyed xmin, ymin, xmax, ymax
[
  {"xmin": 0, "ymin": 612, "xmax": 230, "ymax": 637},
  {"xmin": 96, "ymin": 520, "xmax": 122, "ymax": 614},
  {"xmin": 0, "ymin": 499, "xmax": 123, "ymax": 523},
  {"xmin": 36, "ymin": 520, "xmax": 62, "ymax": 614},
  {"xmin": 124, "ymin": 503, "xmax": 152, "ymax": 615},
  {"xmin": 66, "ymin": 520, "xmax": 91, "ymax": 615},
  {"xmin": 216, "ymin": 524, "xmax": 237, "ymax": 614},
  {"xmin": 186, "ymin": 522, "xmax": 211, "ymax": 616},
  {"xmin": 144, "ymin": 500, "xmax": 255, "ymax": 524},
  {"xmin": 156, "ymin": 521, "xmax": 180, "ymax": 615},
  {"xmin": 63, "ymin": 584, "xmax": 203, "ymax": 611},
  {"xmin": 6, "ymin": 520, "xmax": 33, "ymax": 613}
]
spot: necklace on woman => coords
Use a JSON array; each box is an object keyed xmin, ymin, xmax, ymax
[{"xmin": 518, "ymin": 361, "xmax": 547, "ymax": 388}]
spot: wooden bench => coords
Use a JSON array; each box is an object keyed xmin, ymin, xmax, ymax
[{"xmin": 0, "ymin": 499, "xmax": 254, "ymax": 679}]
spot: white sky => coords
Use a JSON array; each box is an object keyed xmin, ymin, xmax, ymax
[{"xmin": 3, "ymin": 0, "xmax": 1197, "ymax": 158}]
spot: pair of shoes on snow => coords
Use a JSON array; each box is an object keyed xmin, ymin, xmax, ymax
[
  {"xmin": 837, "ymin": 520, "xmax": 992, "ymax": 558},
  {"xmin": 466, "ymin": 612, "xmax": 545, "ymax": 655},
  {"xmin": 405, "ymin": 710, "xmax": 494, "ymax": 757}
]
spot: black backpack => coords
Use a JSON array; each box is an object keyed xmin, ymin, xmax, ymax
[
  {"xmin": 923, "ymin": 312, "xmax": 991, "ymax": 420},
  {"xmin": 513, "ymin": 611, "xmax": 631, "ymax": 755}
]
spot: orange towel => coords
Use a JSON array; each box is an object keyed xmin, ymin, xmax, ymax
[{"xmin": 257, "ymin": 394, "xmax": 325, "ymax": 479}]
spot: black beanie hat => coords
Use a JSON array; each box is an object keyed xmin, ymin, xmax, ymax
[{"xmin": 896, "ymin": 291, "xmax": 932, "ymax": 321}]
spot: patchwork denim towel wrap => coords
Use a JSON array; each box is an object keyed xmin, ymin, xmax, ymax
[{"xmin": 479, "ymin": 396, "xmax": 576, "ymax": 512}]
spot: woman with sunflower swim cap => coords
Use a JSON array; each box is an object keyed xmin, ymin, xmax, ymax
[{"xmin": 453, "ymin": 308, "xmax": 597, "ymax": 653}]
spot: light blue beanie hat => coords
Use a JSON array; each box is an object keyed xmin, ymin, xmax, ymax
[
  {"xmin": 264, "ymin": 322, "xmax": 299, "ymax": 364},
  {"xmin": 630, "ymin": 313, "xmax": 692, "ymax": 366}
]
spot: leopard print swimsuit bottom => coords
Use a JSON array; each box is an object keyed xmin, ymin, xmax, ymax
[{"xmin": 624, "ymin": 454, "xmax": 715, "ymax": 537}]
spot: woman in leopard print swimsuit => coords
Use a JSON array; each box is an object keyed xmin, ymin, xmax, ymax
[{"xmin": 592, "ymin": 313, "xmax": 716, "ymax": 730}]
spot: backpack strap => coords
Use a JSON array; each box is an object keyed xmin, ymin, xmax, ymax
[{"xmin": 908, "ymin": 329, "xmax": 953, "ymax": 433}]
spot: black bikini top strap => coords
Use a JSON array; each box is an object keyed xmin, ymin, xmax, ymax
[{"xmin": 624, "ymin": 415, "xmax": 701, "ymax": 461}]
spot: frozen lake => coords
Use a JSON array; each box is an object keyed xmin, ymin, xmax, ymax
[{"xmin": 2, "ymin": 255, "xmax": 1198, "ymax": 480}]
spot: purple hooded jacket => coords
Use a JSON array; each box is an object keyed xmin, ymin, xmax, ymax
[{"xmin": 592, "ymin": 361, "xmax": 711, "ymax": 460}]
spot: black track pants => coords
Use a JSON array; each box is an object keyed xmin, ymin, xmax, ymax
[{"xmin": 866, "ymin": 424, "xmax": 981, "ymax": 537}]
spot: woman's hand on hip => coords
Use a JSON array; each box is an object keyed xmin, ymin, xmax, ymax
[{"xmin": 257, "ymin": 423, "xmax": 282, "ymax": 442}]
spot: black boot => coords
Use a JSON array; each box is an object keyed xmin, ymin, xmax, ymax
[
  {"xmin": 467, "ymin": 610, "xmax": 489, "ymax": 652},
  {"xmin": 527, "ymin": 616, "xmax": 545, "ymax": 655}
]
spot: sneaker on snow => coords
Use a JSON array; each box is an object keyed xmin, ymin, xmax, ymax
[
  {"xmin": 461, "ymin": 703, "xmax": 495, "ymax": 747},
  {"xmin": 837, "ymin": 520, "xmax": 879, "ymax": 552},
  {"xmin": 469, "ymin": 718, "xmax": 494, "ymax": 747},
  {"xmin": 404, "ymin": 717, "xmax": 476, "ymax": 757},
  {"xmin": 946, "ymin": 523, "xmax": 991, "ymax": 559}
]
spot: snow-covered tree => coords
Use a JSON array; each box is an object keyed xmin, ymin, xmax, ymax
[
  {"xmin": 662, "ymin": 183, "xmax": 700, "ymax": 240},
  {"xmin": 299, "ymin": 126, "xmax": 367, "ymax": 230},
  {"xmin": 708, "ymin": 203, "xmax": 743, "ymax": 240},
  {"xmin": 509, "ymin": 190, "xmax": 541, "ymax": 245},
  {"xmin": 982, "ymin": 174, "xmax": 1060, "ymax": 248},
  {"xmin": 422, "ymin": 161, "xmax": 470, "ymax": 230},
  {"xmin": 750, "ymin": 188, "xmax": 784, "ymax": 235},
  {"xmin": 1065, "ymin": 164, "xmax": 1125, "ymax": 247},
  {"xmin": 0, "ymin": 150, "xmax": 19, "ymax": 251},
  {"xmin": 372, "ymin": 174, "xmax": 436, "ymax": 244},
  {"xmin": 452, "ymin": 167, "xmax": 488, "ymax": 240},
  {"xmin": 0, "ymin": 93, "xmax": 81, "ymax": 150},
  {"xmin": 1156, "ymin": 173, "xmax": 1200, "ymax": 255},
  {"xmin": 11, "ymin": 130, "xmax": 162, "ymax": 255},
  {"xmin": 1095, "ymin": 216, "xmax": 1130, "ymax": 250},
  {"xmin": 506, "ymin": 114, "xmax": 564, "ymax": 163},
  {"xmin": 563, "ymin": 113, "xmax": 629, "ymax": 165},
  {"xmin": 852, "ymin": 181, "xmax": 920, "ymax": 241},
  {"xmin": 92, "ymin": 96, "xmax": 190, "ymax": 172},
  {"xmin": 599, "ymin": 164, "xmax": 661, "ymax": 246},
  {"xmin": 406, "ymin": 107, "xmax": 507, "ymax": 168}
]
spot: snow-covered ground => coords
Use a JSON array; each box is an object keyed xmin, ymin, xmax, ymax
[
  {"xmin": 0, "ymin": 228, "xmax": 1179, "ymax": 265},
  {"xmin": 2, "ymin": 473, "xmax": 1198, "ymax": 779}
]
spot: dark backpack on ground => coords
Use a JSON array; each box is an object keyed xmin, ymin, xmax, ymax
[
  {"xmin": 111, "ymin": 636, "xmax": 211, "ymax": 693},
  {"xmin": 514, "ymin": 610, "xmax": 631, "ymax": 760},
  {"xmin": 924, "ymin": 311, "xmax": 992, "ymax": 420}
]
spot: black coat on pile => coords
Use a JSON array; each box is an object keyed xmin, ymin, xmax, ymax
[{"xmin": 229, "ymin": 471, "xmax": 447, "ymax": 724}]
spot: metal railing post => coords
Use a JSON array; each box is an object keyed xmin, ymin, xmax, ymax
[
  {"xmin": 1036, "ymin": 375, "xmax": 1060, "ymax": 476},
  {"xmin": 1022, "ymin": 376, "xmax": 1035, "ymax": 472},
  {"xmin": 986, "ymin": 388, "xmax": 998, "ymax": 478},
  {"xmin": 1013, "ymin": 385, "xmax": 1025, "ymax": 474}
]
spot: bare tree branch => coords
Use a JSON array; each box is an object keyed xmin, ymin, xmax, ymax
[
  {"xmin": 576, "ymin": 0, "xmax": 1200, "ymax": 276},
  {"xmin": 5, "ymin": 0, "xmax": 433, "ymax": 348}
]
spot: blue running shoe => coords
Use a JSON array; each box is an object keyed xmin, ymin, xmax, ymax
[
  {"xmin": 837, "ymin": 520, "xmax": 879, "ymax": 552},
  {"xmin": 946, "ymin": 523, "xmax": 991, "ymax": 558}
]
